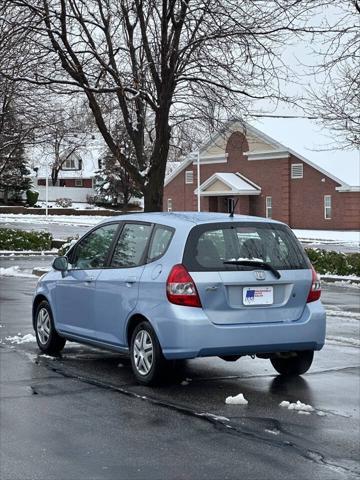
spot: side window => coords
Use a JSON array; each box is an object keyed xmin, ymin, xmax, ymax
[
  {"xmin": 148, "ymin": 226, "xmax": 174, "ymax": 261},
  {"xmin": 111, "ymin": 223, "xmax": 152, "ymax": 268},
  {"xmin": 71, "ymin": 223, "xmax": 119, "ymax": 270}
]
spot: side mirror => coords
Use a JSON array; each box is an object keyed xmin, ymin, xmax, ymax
[{"xmin": 52, "ymin": 256, "xmax": 68, "ymax": 272}]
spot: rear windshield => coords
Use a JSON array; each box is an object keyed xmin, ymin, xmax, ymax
[{"xmin": 183, "ymin": 222, "xmax": 310, "ymax": 271}]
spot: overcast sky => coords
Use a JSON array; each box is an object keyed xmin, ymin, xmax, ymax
[{"xmin": 253, "ymin": 117, "xmax": 359, "ymax": 186}]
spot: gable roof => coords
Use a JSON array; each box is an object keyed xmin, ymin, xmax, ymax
[
  {"xmin": 164, "ymin": 120, "xmax": 353, "ymax": 189},
  {"xmin": 194, "ymin": 172, "xmax": 261, "ymax": 196}
]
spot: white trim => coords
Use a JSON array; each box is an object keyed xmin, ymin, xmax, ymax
[
  {"xmin": 265, "ymin": 196, "xmax": 272, "ymax": 218},
  {"xmin": 193, "ymin": 153, "xmax": 228, "ymax": 164},
  {"xmin": 167, "ymin": 198, "xmax": 173, "ymax": 212},
  {"xmin": 164, "ymin": 155, "xmax": 194, "ymax": 186},
  {"xmin": 291, "ymin": 163, "xmax": 304, "ymax": 179},
  {"xmin": 185, "ymin": 170, "xmax": 194, "ymax": 184},
  {"xmin": 235, "ymin": 172, "xmax": 262, "ymax": 190},
  {"xmin": 324, "ymin": 195, "xmax": 332, "ymax": 220},
  {"xmin": 287, "ymin": 148, "xmax": 347, "ymax": 187},
  {"xmin": 164, "ymin": 120, "xmax": 355, "ymax": 190},
  {"xmin": 245, "ymin": 150, "xmax": 290, "ymax": 161},
  {"xmin": 198, "ymin": 190, "xmax": 260, "ymax": 197},
  {"xmin": 194, "ymin": 172, "xmax": 261, "ymax": 197},
  {"xmin": 336, "ymin": 186, "xmax": 360, "ymax": 192}
]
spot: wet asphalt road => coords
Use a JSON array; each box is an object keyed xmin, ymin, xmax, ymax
[{"xmin": 0, "ymin": 276, "xmax": 359, "ymax": 480}]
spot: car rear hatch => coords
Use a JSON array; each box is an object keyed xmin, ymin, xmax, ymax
[{"xmin": 182, "ymin": 221, "xmax": 312, "ymax": 326}]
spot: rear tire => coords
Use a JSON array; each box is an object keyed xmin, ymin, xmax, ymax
[
  {"xmin": 35, "ymin": 300, "xmax": 66, "ymax": 355},
  {"xmin": 130, "ymin": 321, "xmax": 167, "ymax": 385},
  {"xmin": 270, "ymin": 350, "xmax": 314, "ymax": 376}
]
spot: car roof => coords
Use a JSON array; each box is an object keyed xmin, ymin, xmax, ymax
[{"xmin": 104, "ymin": 211, "xmax": 284, "ymax": 228}]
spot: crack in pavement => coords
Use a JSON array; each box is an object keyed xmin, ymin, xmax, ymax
[{"xmin": 33, "ymin": 356, "xmax": 359, "ymax": 479}]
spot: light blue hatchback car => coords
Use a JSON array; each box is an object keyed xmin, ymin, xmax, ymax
[{"xmin": 33, "ymin": 212, "xmax": 326, "ymax": 384}]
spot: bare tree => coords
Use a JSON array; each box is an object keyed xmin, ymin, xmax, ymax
[
  {"xmin": 307, "ymin": 1, "xmax": 360, "ymax": 149},
  {"xmin": 0, "ymin": 0, "xmax": 318, "ymax": 210},
  {"xmin": 37, "ymin": 101, "xmax": 92, "ymax": 185}
]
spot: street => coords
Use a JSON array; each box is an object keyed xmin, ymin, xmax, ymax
[{"xmin": 0, "ymin": 275, "xmax": 359, "ymax": 480}]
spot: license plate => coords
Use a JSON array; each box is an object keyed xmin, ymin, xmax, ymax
[{"xmin": 243, "ymin": 286, "xmax": 273, "ymax": 305}]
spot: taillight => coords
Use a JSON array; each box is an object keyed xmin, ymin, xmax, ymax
[
  {"xmin": 166, "ymin": 264, "xmax": 202, "ymax": 307},
  {"xmin": 307, "ymin": 266, "xmax": 321, "ymax": 303}
]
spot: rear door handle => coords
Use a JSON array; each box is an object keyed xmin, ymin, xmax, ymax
[{"xmin": 123, "ymin": 276, "xmax": 137, "ymax": 285}]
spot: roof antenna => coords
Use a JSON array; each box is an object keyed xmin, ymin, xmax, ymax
[{"xmin": 229, "ymin": 198, "xmax": 239, "ymax": 218}]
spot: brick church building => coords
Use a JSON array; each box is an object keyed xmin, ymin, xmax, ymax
[{"xmin": 164, "ymin": 121, "xmax": 360, "ymax": 230}]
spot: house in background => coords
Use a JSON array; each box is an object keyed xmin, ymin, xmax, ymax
[
  {"xmin": 31, "ymin": 135, "xmax": 104, "ymax": 203},
  {"xmin": 31, "ymin": 135, "xmax": 181, "ymax": 205},
  {"xmin": 164, "ymin": 121, "xmax": 360, "ymax": 230}
]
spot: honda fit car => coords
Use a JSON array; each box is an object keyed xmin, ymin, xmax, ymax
[{"xmin": 33, "ymin": 212, "xmax": 326, "ymax": 384}]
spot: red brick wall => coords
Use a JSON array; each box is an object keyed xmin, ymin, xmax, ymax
[
  {"xmin": 288, "ymin": 158, "xmax": 360, "ymax": 230},
  {"xmin": 164, "ymin": 131, "xmax": 360, "ymax": 229},
  {"xmin": 37, "ymin": 178, "xmax": 92, "ymax": 188}
]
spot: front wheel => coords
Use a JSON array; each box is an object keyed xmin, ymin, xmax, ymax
[
  {"xmin": 35, "ymin": 300, "xmax": 66, "ymax": 355},
  {"xmin": 270, "ymin": 350, "xmax": 314, "ymax": 376},
  {"xmin": 130, "ymin": 321, "xmax": 167, "ymax": 385}
]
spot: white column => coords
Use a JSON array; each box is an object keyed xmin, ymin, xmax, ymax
[{"xmin": 197, "ymin": 150, "xmax": 201, "ymax": 212}]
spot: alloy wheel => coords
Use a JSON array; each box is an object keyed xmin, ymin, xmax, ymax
[
  {"xmin": 133, "ymin": 329, "xmax": 154, "ymax": 376},
  {"xmin": 36, "ymin": 307, "xmax": 51, "ymax": 345}
]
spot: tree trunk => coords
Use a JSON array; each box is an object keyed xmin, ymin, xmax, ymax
[
  {"xmin": 51, "ymin": 167, "xmax": 59, "ymax": 186},
  {"xmin": 143, "ymin": 184, "xmax": 164, "ymax": 211}
]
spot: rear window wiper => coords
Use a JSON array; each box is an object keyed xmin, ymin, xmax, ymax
[{"xmin": 223, "ymin": 259, "xmax": 281, "ymax": 279}]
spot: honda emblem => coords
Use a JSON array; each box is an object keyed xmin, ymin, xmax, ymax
[{"xmin": 254, "ymin": 271, "xmax": 265, "ymax": 280}]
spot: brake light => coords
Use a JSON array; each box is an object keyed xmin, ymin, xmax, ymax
[
  {"xmin": 166, "ymin": 264, "xmax": 202, "ymax": 307},
  {"xmin": 307, "ymin": 266, "xmax": 321, "ymax": 303}
]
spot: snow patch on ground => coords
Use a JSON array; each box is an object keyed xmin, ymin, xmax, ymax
[
  {"xmin": 225, "ymin": 393, "xmax": 248, "ymax": 405},
  {"xmin": 293, "ymin": 229, "xmax": 360, "ymax": 246},
  {"xmin": 3, "ymin": 333, "xmax": 36, "ymax": 344},
  {"xmin": 0, "ymin": 250, "xmax": 57, "ymax": 256},
  {"xmin": 326, "ymin": 310, "xmax": 360, "ymax": 319},
  {"xmin": 0, "ymin": 266, "xmax": 36, "ymax": 278},
  {"xmin": 279, "ymin": 400, "xmax": 314, "ymax": 413},
  {"xmin": 326, "ymin": 336, "xmax": 360, "ymax": 347},
  {"xmin": 0, "ymin": 213, "xmax": 106, "ymax": 226}
]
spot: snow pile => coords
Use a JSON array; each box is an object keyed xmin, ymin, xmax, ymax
[
  {"xmin": 293, "ymin": 229, "xmax": 360, "ymax": 246},
  {"xmin": 326, "ymin": 336, "xmax": 360, "ymax": 347},
  {"xmin": 0, "ymin": 213, "xmax": 106, "ymax": 227},
  {"xmin": 0, "ymin": 266, "xmax": 36, "ymax": 278},
  {"xmin": 4, "ymin": 333, "xmax": 36, "ymax": 344},
  {"xmin": 326, "ymin": 310, "xmax": 360, "ymax": 319},
  {"xmin": 225, "ymin": 393, "xmax": 248, "ymax": 405},
  {"xmin": 180, "ymin": 378, "xmax": 192, "ymax": 386},
  {"xmin": 279, "ymin": 400, "xmax": 314, "ymax": 413}
]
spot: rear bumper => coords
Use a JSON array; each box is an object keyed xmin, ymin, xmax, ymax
[{"xmin": 146, "ymin": 301, "xmax": 326, "ymax": 360}]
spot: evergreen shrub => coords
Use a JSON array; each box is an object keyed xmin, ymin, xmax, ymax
[{"xmin": 0, "ymin": 228, "xmax": 52, "ymax": 251}]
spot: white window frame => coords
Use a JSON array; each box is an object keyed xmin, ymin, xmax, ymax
[
  {"xmin": 265, "ymin": 196, "xmax": 272, "ymax": 218},
  {"xmin": 167, "ymin": 198, "xmax": 173, "ymax": 212},
  {"xmin": 324, "ymin": 195, "xmax": 332, "ymax": 219},
  {"xmin": 75, "ymin": 179, "xmax": 83, "ymax": 187},
  {"xmin": 291, "ymin": 163, "xmax": 303, "ymax": 179},
  {"xmin": 63, "ymin": 158, "xmax": 77, "ymax": 170},
  {"xmin": 185, "ymin": 170, "xmax": 194, "ymax": 184}
]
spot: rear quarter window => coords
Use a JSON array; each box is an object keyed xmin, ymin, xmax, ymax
[
  {"xmin": 147, "ymin": 225, "xmax": 174, "ymax": 262},
  {"xmin": 183, "ymin": 222, "xmax": 310, "ymax": 272}
]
